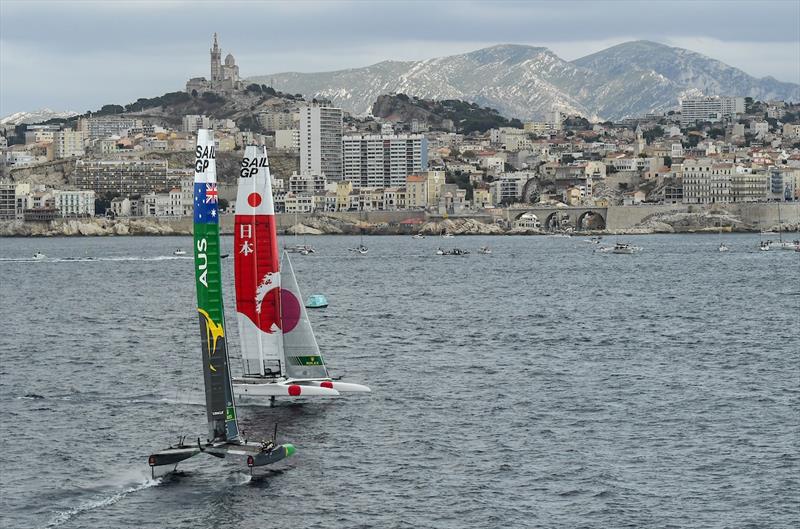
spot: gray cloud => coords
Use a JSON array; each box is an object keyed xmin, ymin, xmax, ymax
[{"xmin": 1, "ymin": 0, "xmax": 798, "ymax": 114}]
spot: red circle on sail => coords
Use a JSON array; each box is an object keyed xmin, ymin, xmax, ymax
[
  {"xmin": 247, "ymin": 193, "xmax": 262, "ymax": 207},
  {"xmin": 280, "ymin": 290, "xmax": 301, "ymax": 333}
]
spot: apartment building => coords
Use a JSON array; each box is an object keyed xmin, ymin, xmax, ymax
[
  {"xmin": 342, "ymin": 134, "xmax": 427, "ymax": 188},
  {"xmin": 683, "ymin": 158, "xmax": 733, "ymax": 204},
  {"xmin": 680, "ymin": 96, "xmax": 744, "ymax": 125},
  {"xmin": 300, "ymin": 103, "xmax": 343, "ymax": 180},
  {"xmin": 53, "ymin": 129, "xmax": 86, "ymax": 159},
  {"xmin": 72, "ymin": 159, "xmax": 171, "ymax": 196},
  {"xmin": 53, "ymin": 190, "xmax": 95, "ymax": 217}
]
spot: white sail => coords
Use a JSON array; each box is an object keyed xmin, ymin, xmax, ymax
[{"xmin": 279, "ymin": 253, "xmax": 330, "ymax": 380}]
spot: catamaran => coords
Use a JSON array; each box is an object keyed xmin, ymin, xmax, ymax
[
  {"xmin": 148, "ymin": 131, "xmax": 295, "ymax": 476},
  {"xmin": 232, "ymin": 145, "xmax": 370, "ymax": 402}
]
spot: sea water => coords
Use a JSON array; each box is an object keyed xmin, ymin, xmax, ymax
[{"xmin": 1, "ymin": 234, "xmax": 797, "ymax": 528}]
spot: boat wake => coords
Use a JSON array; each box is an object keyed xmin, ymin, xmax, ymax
[
  {"xmin": 41, "ymin": 477, "xmax": 162, "ymax": 528},
  {"xmin": 0, "ymin": 256, "xmax": 192, "ymax": 263}
]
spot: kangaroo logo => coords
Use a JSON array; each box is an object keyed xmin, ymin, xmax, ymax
[{"xmin": 198, "ymin": 308, "xmax": 225, "ymax": 372}]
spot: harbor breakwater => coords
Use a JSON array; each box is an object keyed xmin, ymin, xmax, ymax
[{"xmin": 1, "ymin": 203, "xmax": 798, "ymax": 237}]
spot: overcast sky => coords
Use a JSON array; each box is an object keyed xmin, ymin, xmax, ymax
[{"xmin": 1, "ymin": 0, "xmax": 799, "ymax": 116}]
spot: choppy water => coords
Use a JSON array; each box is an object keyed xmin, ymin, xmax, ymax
[{"xmin": 1, "ymin": 234, "xmax": 798, "ymax": 528}]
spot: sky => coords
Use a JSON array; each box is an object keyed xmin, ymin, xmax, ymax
[{"xmin": 1, "ymin": 0, "xmax": 799, "ymax": 116}]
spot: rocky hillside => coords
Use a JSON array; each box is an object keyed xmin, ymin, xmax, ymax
[
  {"xmin": 372, "ymin": 94, "xmax": 523, "ymax": 133},
  {"xmin": 250, "ymin": 41, "xmax": 799, "ymax": 120}
]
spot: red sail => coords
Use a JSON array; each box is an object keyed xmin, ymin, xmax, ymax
[{"xmin": 233, "ymin": 146, "xmax": 282, "ymax": 376}]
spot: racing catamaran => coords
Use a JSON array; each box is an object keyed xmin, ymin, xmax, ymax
[
  {"xmin": 148, "ymin": 131, "xmax": 295, "ymax": 476},
  {"xmin": 232, "ymin": 145, "xmax": 370, "ymax": 400}
]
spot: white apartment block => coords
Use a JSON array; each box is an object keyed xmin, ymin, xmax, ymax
[
  {"xmin": 275, "ymin": 129, "xmax": 300, "ymax": 151},
  {"xmin": 79, "ymin": 117, "xmax": 143, "ymax": 140},
  {"xmin": 142, "ymin": 188, "xmax": 183, "ymax": 217},
  {"xmin": 492, "ymin": 173, "xmax": 529, "ymax": 204},
  {"xmin": 679, "ymin": 96, "xmax": 744, "ymax": 125},
  {"xmin": 682, "ymin": 158, "xmax": 733, "ymax": 204},
  {"xmin": 342, "ymin": 134, "xmax": 427, "ymax": 189},
  {"xmin": 284, "ymin": 192, "xmax": 314, "ymax": 213},
  {"xmin": 731, "ymin": 171, "xmax": 769, "ymax": 202},
  {"xmin": 54, "ymin": 190, "xmax": 95, "ymax": 217},
  {"xmin": 182, "ymin": 115, "xmax": 212, "ymax": 133},
  {"xmin": 288, "ymin": 172, "xmax": 326, "ymax": 194},
  {"xmin": 53, "ymin": 129, "xmax": 86, "ymax": 159},
  {"xmin": 300, "ymin": 104, "xmax": 343, "ymax": 180}
]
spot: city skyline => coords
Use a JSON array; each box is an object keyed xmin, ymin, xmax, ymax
[{"xmin": 1, "ymin": 0, "xmax": 799, "ymax": 115}]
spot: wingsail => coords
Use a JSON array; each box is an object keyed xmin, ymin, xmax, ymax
[
  {"xmin": 147, "ymin": 132, "xmax": 295, "ymax": 476},
  {"xmin": 193, "ymin": 129, "xmax": 240, "ymax": 443},
  {"xmin": 233, "ymin": 146, "xmax": 283, "ymax": 377},
  {"xmin": 231, "ymin": 145, "xmax": 370, "ymax": 399}
]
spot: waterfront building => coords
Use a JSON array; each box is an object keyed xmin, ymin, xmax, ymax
[
  {"xmin": 335, "ymin": 181, "xmax": 353, "ymax": 211},
  {"xmin": 284, "ymin": 192, "xmax": 314, "ymax": 213},
  {"xmin": 731, "ymin": 171, "xmax": 769, "ymax": 202},
  {"xmin": 72, "ymin": 159, "xmax": 171, "ymax": 196},
  {"xmin": 515, "ymin": 212, "xmax": 541, "ymax": 229},
  {"xmin": 53, "ymin": 190, "xmax": 95, "ymax": 217},
  {"xmin": 142, "ymin": 187, "xmax": 183, "ymax": 217},
  {"xmin": 342, "ymin": 134, "xmax": 427, "ymax": 188},
  {"xmin": 437, "ymin": 184, "xmax": 467, "ymax": 214},
  {"xmin": 300, "ymin": 103, "xmax": 343, "ymax": 180},
  {"xmin": 679, "ymin": 96, "xmax": 744, "ymax": 125},
  {"xmin": 0, "ymin": 182, "xmax": 16, "ymax": 220},
  {"xmin": 682, "ymin": 158, "xmax": 732, "ymax": 204},
  {"xmin": 405, "ymin": 174, "xmax": 428, "ymax": 209},
  {"xmin": 473, "ymin": 187, "xmax": 492, "ymax": 209},
  {"xmin": 288, "ymin": 172, "xmax": 326, "ymax": 194},
  {"xmin": 770, "ymin": 167, "xmax": 800, "ymax": 201}
]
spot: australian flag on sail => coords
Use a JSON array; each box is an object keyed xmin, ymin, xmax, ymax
[{"xmin": 194, "ymin": 183, "xmax": 220, "ymax": 224}]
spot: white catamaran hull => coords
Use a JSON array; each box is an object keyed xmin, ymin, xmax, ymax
[
  {"xmin": 233, "ymin": 378, "xmax": 340, "ymax": 397},
  {"xmin": 306, "ymin": 380, "xmax": 372, "ymax": 393}
]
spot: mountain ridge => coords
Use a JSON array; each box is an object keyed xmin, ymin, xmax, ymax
[{"xmin": 249, "ymin": 40, "xmax": 799, "ymax": 120}]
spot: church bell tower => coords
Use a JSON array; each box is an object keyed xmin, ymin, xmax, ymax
[{"xmin": 210, "ymin": 33, "xmax": 222, "ymax": 85}]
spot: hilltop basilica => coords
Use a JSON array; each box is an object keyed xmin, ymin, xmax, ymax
[{"xmin": 186, "ymin": 33, "xmax": 243, "ymax": 94}]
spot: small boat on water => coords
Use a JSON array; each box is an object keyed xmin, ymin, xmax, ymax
[
  {"xmin": 32, "ymin": 251, "xmax": 46, "ymax": 260},
  {"xmin": 348, "ymin": 244, "xmax": 368, "ymax": 255},
  {"xmin": 759, "ymin": 241, "xmax": 771, "ymax": 251},
  {"xmin": 437, "ymin": 248, "xmax": 470, "ymax": 256},
  {"xmin": 772, "ymin": 240, "xmax": 800, "ymax": 251},
  {"xmin": 173, "ymin": 249, "xmax": 186, "ymax": 256},
  {"xmin": 441, "ymin": 232, "xmax": 454, "ymax": 239},
  {"xmin": 412, "ymin": 234, "xmax": 425, "ymax": 240},
  {"xmin": 718, "ymin": 243, "xmax": 729, "ymax": 252},
  {"xmin": 305, "ymin": 294, "xmax": 329, "ymax": 309},
  {"xmin": 478, "ymin": 246, "xmax": 492, "ymax": 254},
  {"xmin": 611, "ymin": 243, "xmax": 637, "ymax": 254},
  {"xmin": 284, "ymin": 244, "xmax": 315, "ymax": 255}
]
